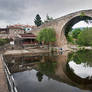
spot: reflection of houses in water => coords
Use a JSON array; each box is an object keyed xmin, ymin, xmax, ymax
[{"xmin": 4, "ymin": 55, "xmax": 42, "ymax": 73}]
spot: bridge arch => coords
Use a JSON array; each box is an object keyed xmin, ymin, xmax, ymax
[
  {"xmin": 62, "ymin": 15, "xmax": 92, "ymax": 37},
  {"xmin": 60, "ymin": 15, "xmax": 92, "ymax": 47}
]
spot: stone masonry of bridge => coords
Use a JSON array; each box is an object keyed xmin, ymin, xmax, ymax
[{"xmin": 31, "ymin": 9, "xmax": 92, "ymax": 50}]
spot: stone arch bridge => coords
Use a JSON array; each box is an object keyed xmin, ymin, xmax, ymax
[{"xmin": 31, "ymin": 10, "xmax": 92, "ymax": 49}]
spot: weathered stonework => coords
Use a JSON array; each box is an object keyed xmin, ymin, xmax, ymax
[{"xmin": 31, "ymin": 9, "xmax": 92, "ymax": 49}]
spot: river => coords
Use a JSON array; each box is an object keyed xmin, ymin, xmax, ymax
[{"xmin": 4, "ymin": 50, "xmax": 92, "ymax": 92}]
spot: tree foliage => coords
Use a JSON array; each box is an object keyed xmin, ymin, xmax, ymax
[
  {"xmin": 34, "ymin": 14, "xmax": 42, "ymax": 27},
  {"xmin": 72, "ymin": 28, "xmax": 82, "ymax": 39},
  {"xmin": 37, "ymin": 28, "xmax": 56, "ymax": 47},
  {"xmin": 77, "ymin": 28, "xmax": 92, "ymax": 46},
  {"xmin": 80, "ymin": 12, "xmax": 86, "ymax": 17},
  {"xmin": 67, "ymin": 35, "xmax": 74, "ymax": 43},
  {"xmin": 68, "ymin": 50, "xmax": 92, "ymax": 66},
  {"xmin": 44, "ymin": 14, "xmax": 53, "ymax": 23},
  {"xmin": 0, "ymin": 38, "xmax": 10, "ymax": 45}
]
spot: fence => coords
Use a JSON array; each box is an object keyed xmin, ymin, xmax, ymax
[{"xmin": 1, "ymin": 55, "xmax": 18, "ymax": 92}]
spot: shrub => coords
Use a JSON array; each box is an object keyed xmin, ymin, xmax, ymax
[
  {"xmin": 77, "ymin": 28, "xmax": 92, "ymax": 46},
  {"xmin": 0, "ymin": 38, "xmax": 10, "ymax": 45}
]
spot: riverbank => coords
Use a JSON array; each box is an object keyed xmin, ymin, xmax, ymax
[
  {"xmin": 68, "ymin": 45, "xmax": 92, "ymax": 51},
  {"xmin": 4, "ymin": 46, "xmax": 72, "ymax": 56},
  {"xmin": 4, "ymin": 48, "xmax": 51, "ymax": 56},
  {"xmin": 4, "ymin": 44, "xmax": 92, "ymax": 56}
]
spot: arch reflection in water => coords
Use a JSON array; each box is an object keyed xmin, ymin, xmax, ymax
[
  {"xmin": 69, "ymin": 61, "xmax": 92, "ymax": 79},
  {"xmin": 67, "ymin": 50, "xmax": 92, "ymax": 80}
]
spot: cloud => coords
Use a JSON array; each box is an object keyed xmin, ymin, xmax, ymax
[{"xmin": 0, "ymin": 0, "xmax": 92, "ymax": 27}]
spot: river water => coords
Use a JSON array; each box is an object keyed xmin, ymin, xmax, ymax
[{"xmin": 4, "ymin": 50, "xmax": 92, "ymax": 92}]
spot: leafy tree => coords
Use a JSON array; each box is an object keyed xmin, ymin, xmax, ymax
[
  {"xmin": 34, "ymin": 14, "xmax": 42, "ymax": 27},
  {"xmin": 67, "ymin": 35, "xmax": 74, "ymax": 43},
  {"xmin": 44, "ymin": 14, "xmax": 53, "ymax": 23},
  {"xmin": 77, "ymin": 28, "xmax": 92, "ymax": 46},
  {"xmin": 80, "ymin": 12, "xmax": 85, "ymax": 17},
  {"xmin": 72, "ymin": 28, "xmax": 82, "ymax": 39},
  {"xmin": 36, "ymin": 28, "xmax": 56, "ymax": 48}
]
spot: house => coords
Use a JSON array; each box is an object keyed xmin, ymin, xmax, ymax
[
  {"xmin": 0, "ymin": 28, "xmax": 9, "ymax": 38},
  {"xmin": 0, "ymin": 28, "xmax": 9, "ymax": 34},
  {"xmin": 7, "ymin": 25, "xmax": 25, "ymax": 39},
  {"xmin": 7, "ymin": 24, "xmax": 36, "ymax": 39},
  {"xmin": 14, "ymin": 33, "xmax": 38, "ymax": 47},
  {"xmin": 0, "ymin": 24, "xmax": 36, "ymax": 41}
]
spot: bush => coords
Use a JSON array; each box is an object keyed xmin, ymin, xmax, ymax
[
  {"xmin": 67, "ymin": 35, "xmax": 74, "ymax": 44},
  {"xmin": 0, "ymin": 38, "xmax": 10, "ymax": 45},
  {"xmin": 77, "ymin": 28, "xmax": 92, "ymax": 46},
  {"xmin": 72, "ymin": 28, "xmax": 81, "ymax": 39}
]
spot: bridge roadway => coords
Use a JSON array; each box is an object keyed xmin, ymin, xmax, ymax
[{"xmin": 0, "ymin": 55, "xmax": 9, "ymax": 92}]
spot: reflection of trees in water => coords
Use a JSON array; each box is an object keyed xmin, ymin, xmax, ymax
[
  {"xmin": 38, "ymin": 57, "xmax": 57, "ymax": 76},
  {"xmin": 36, "ymin": 71, "xmax": 43, "ymax": 82},
  {"xmin": 68, "ymin": 50, "xmax": 92, "ymax": 66},
  {"xmin": 65, "ymin": 50, "xmax": 92, "ymax": 87}
]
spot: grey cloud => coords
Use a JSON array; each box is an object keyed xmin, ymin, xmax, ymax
[{"xmin": 0, "ymin": 0, "xmax": 92, "ymax": 27}]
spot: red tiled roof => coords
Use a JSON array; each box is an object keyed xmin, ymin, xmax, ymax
[
  {"xmin": 20, "ymin": 33, "xmax": 36, "ymax": 37},
  {"xmin": 8, "ymin": 26, "xmax": 24, "ymax": 29},
  {"xmin": 8, "ymin": 24, "xmax": 36, "ymax": 29}
]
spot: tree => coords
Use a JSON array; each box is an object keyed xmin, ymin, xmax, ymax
[
  {"xmin": 77, "ymin": 28, "xmax": 92, "ymax": 46},
  {"xmin": 34, "ymin": 14, "xmax": 42, "ymax": 27},
  {"xmin": 44, "ymin": 14, "xmax": 53, "ymax": 23},
  {"xmin": 80, "ymin": 12, "xmax": 85, "ymax": 17},
  {"xmin": 36, "ymin": 28, "xmax": 56, "ymax": 48},
  {"xmin": 72, "ymin": 28, "xmax": 82, "ymax": 39}
]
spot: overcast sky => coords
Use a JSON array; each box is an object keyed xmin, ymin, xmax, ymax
[{"xmin": 0, "ymin": 0, "xmax": 92, "ymax": 27}]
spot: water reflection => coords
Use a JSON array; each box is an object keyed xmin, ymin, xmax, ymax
[
  {"xmin": 36, "ymin": 71, "xmax": 43, "ymax": 82},
  {"xmin": 4, "ymin": 50, "xmax": 92, "ymax": 92},
  {"xmin": 38, "ymin": 59, "xmax": 57, "ymax": 76},
  {"xmin": 67, "ymin": 50, "xmax": 92, "ymax": 79},
  {"xmin": 13, "ymin": 69, "xmax": 82, "ymax": 92},
  {"xmin": 69, "ymin": 61, "xmax": 92, "ymax": 79}
]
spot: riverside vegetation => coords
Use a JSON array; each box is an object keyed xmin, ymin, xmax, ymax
[{"xmin": 67, "ymin": 27, "xmax": 92, "ymax": 46}]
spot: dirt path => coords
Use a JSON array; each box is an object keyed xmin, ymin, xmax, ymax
[{"xmin": 0, "ymin": 55, "xmax": 9, "ymax": 92}]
